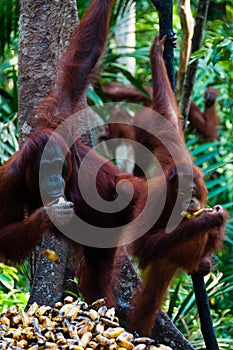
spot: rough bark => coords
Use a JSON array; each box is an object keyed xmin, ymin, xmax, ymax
[
  {"xmin": 18, "ymin": 0, "xmax": 78, "ymax": 143},
  {"xmin": 152, "ymin": 312, "xmax": 194, "ymax": 350},
  {"xmin": 26, "ymin": 233, "xmax": 74, "ymax": 308},
  {"xmin": 113, "ymin": 249, "xmax": 140, "ymax": 325},
  {"xmin": 18, "ymin": 0, "xmax": 79, "ymax": 308}
]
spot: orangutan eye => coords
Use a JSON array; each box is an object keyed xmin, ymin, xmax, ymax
[{"xmin": 191, "ymin": 188, "xmax": 197, "ymax": 196}]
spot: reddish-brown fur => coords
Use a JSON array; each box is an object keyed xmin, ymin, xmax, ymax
[
  {"xmin": 127, "ymin": 36, "xmax": 227, "ymax": 336},
  {"xmin": 0, "ymin": 130, "xmax": 72, "ymax": 264},
  {"xmin": 189, "ymin": 88, "xmax": 219, "ymax": 140},
  {"xmin": 0, "ymin": 0, "xmax": 146, "ymax": 306},
  {"xmin": 101, "ymin": 82, "xmax": 152, "ymax": 106},
  {"xmin": 0, "ymin": 127, "xmax": 144, "ymax": 304}
]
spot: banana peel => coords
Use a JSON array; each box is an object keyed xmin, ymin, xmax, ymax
[{"xmin": 181, "ymin": 208, "xmax": 214, "ymax": 219}]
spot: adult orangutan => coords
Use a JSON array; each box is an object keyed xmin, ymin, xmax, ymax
[
  {"xmin": 0, "ymin": 0, "xmax": 145, "ymax": 306},
  {"xmin": 126, "ymin": 35, "xmax": 227, "ymax": 336}
]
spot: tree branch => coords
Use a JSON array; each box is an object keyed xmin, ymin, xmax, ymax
[
  {"xmin": 150, "ymin": 0, "xmax": 176, "ymax": 92},
  {"xmin": 179, "ymin": 0, "xmax": 210, "ymax": 121},
  {"xmin": 176, "ymin": 0, "xmax": 194, "ymax": 102}
]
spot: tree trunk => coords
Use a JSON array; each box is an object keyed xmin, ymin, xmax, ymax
[
  {"xmin": 176, "ymin": 0, "xmax": 194, "ymax": 102},
  {"xmin": 18, "ymin": 0, "xmax": 79, "ymax": 308},
  {"xmin": 179, "ymin": 0, "xmax": 210, "ymax": 121},
  {"xmin": 115, "ymin": 2, "xmax": 136, "ymax": 76}
]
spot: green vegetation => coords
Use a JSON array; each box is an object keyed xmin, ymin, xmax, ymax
[{"xmin": 0, "ymin": 263, "xmax": 29, "ymax": 312}]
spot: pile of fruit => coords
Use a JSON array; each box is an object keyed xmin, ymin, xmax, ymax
[{"xmin": 0, "ymin": 297, "xmax": 172, "ymax": 350}]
